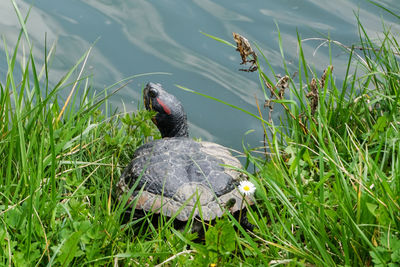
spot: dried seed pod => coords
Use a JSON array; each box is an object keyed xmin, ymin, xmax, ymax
[{"xmin": 233, "ymin": 32, "xmax": 258, "ymax": 72}]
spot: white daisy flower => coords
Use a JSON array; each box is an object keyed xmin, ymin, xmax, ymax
[{"xmin": 238, "ymin": 180, "xmax": 256, "ymax": 196}]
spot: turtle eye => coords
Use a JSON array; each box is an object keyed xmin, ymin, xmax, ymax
[{"xmin": 148, "ymin": 88, "xmax": 158, "ymax": 98}]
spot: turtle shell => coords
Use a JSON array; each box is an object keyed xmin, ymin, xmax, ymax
[{"xmin": 117, "ymin": 137, "xmax": 249, "ymax": 221}]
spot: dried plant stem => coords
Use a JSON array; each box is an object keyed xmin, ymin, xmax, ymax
[{"xmin": 262, "ymin": 75, "xmax": 309, "ymax": 135}]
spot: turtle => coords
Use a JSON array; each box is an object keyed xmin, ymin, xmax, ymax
[{"xmin": 116, "ymin": 82, "xmax": 253, "ymax": 223}]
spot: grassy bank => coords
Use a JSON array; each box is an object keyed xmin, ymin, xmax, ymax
[{"xmin": 1, "ymin": 1, "xmax": 399, "ymax": 266}]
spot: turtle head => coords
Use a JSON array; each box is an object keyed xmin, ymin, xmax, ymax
[{"xmin": 143, "ymin": 82, "xmax": 189, "ymax": 138}]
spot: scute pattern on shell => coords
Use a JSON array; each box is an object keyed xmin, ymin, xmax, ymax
[{"xmin": 117, "ymin": 137, "xmax": 248, "ymax": 221}]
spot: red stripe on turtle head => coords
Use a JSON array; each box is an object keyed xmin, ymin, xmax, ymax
[{"xmin": 156, "ymin": 98, "xmax": 171, "ymax": 115}]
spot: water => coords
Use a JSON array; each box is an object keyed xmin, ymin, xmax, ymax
[{"xmin": 1, "ymin": 0, "xmax": 399, "ymax": 154}]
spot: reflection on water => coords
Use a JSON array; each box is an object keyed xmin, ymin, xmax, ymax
[
  {"xmin": 0, "ymin": 0, "xmax": 399, "ymax": 153},
  {"xmin": 84, "ymin": 0, "xmax": 259, "ymax": 105}
]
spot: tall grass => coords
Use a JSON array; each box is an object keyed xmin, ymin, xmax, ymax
[
  {"xmin": 0, "ymin": 0, "xmax": 399, "ymax": 266},
  {"xmin": 0, "ymin": 2, "xmax": 161, "ymax": 266},
  {"xmin": 237, "ymin": 11, "xmax": 400, "ymax": 267},
  {"xmin": 183, "ymin": 8, "xmax": 400, "ymax": 267}
]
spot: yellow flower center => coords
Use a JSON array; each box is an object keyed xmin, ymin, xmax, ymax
[{"xmin": 243, "ymin": 185, "xmax": 250, "ymax": 191}]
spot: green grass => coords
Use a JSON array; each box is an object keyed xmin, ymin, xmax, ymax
[{"xmin": 1, "ymin": 0, "xmax": 399, "ymax": 266}]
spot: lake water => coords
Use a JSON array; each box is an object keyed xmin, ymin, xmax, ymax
[{"xmin": 1, "ymin": 0, "xmax": 399, "ymax": 154}]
